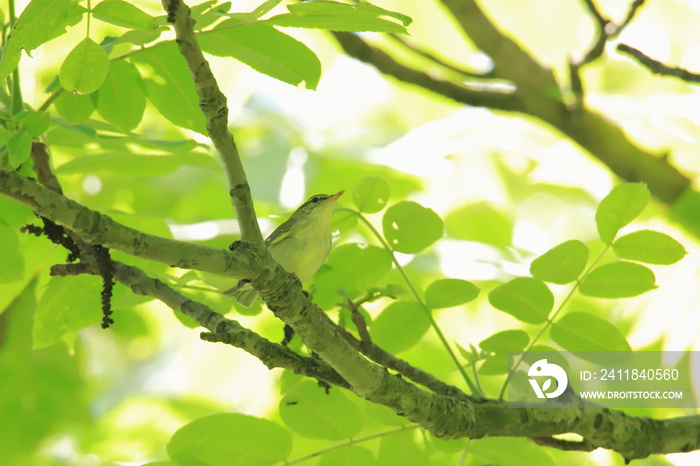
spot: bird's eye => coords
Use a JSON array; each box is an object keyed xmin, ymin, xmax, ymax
[{"xmin": 310, "ymin": 196, "xmax": 320, "ymax": 203}]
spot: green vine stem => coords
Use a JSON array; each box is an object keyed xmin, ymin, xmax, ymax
[
  {"xmin": 497, "ymin": 243, "xmax": 612, "ymax": 400},
  {"xmin": 339, "ymin": 207, "xmax": 481, "ymax": 395}
]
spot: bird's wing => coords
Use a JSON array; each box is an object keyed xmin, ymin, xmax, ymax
[{"xmin": 266, "ymin": 221, "xmax": 293, "ymax": 246}]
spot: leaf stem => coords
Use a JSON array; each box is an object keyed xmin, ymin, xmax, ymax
[
  {"xmin": 339, "ymin": 207, "xmax": 480, "ymax": 395},
  {"xmin": 497, "ymin": 243, "xmax": 611, "ymax": 399},
  {"xmin": 281, "ymin": 424, "xmax": 418, "ymax": 465},
  {"xmin": 86, "ymin": 0, "xmax": 91, "ymax": 38}
]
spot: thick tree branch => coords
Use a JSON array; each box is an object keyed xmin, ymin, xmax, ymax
[
  {"xmin": 336, "ymin": 7, "xmax": 693, "ymax": 212},
  {"xmin": 140, "ymin": 1, "xmax": 700, "ymax": 458},
  {"xmin": 252, "ymin": 247, "xmax": 700, "ymax": 458},
  {"xmin": 0, "ymin": 168, "xmax": 256, "ymax": 278},
  {"xmin": 162, "ymin": 0, "xmax": 262, "ymax": 244},
  {"xmin": 4, "ymin": 165, "xmax": 700, "ymax": 458},
  {"xmin": 439, "ymin": 0, "xmax": 561, "ymax": 110}
]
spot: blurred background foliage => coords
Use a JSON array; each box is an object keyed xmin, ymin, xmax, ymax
[{"xmin": 0, "ymin": 0, "xmax": 699, "ymax": 464}]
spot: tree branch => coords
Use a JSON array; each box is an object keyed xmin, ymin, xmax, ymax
[
  {"xmin": 617, "ymin": 43, "xmax": 700, "ymax": 83},
  {"xmin": 335, "ymin": 5, "xmax": 693, "ymax": 214},
  {"xmin": 51, "ymin": 260, "xmax": 350, "ymax": 389},
  {"xmin": 161, "ymin": 0, "xmax": 262, "ymax": 244},
  {"xmin": 4, "ymin": 164, "xmax": 700, "ymax": 457},
  {"xmin": 68, "ymin": 1, "xmax": 693, "ymax": 458},
  {"xmin": 569, "ymin": 0, "xmax": 647, "ymax": 106},
  {"xmin": 332, "ymin": 32, "xmax": 523, "ymax": 113},
  {"xmin": 330, "ymin": 321, "xmax": 471, "ymax": 401},
  {"xmin": 0, "ymin": 168, "xmax": 256, "ymax": 278},
  {"xmin": 439, "ymin": 0, "xmax": 561, "ymax": 110},
  {"xmin": 385, "ymin": 34, "xmax": 495, "ymax": 79}
]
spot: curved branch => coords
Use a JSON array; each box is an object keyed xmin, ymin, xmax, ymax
[{"xmin": 333, "ymin": 32, "xmax": 523, "ymax": 113}]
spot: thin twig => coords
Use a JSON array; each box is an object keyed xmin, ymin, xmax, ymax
[
  {"xmin": 617, "ymin": 43, "xmax": 700, "ymax": 83},
  {"xmin": 569, "ymin": 0, "xmax": 648, "ymax": 107},
  {"xmin": 385, "ymin": 34, "xmax": 493, "ymax": 79}
]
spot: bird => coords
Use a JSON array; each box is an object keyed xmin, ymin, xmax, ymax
[{"xmin": 223, "ymin": 191, "xmax": 344, "ymax": 307}]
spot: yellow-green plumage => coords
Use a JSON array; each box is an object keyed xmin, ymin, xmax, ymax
[{"xmin": 223, "ymin": 191, "xmax": 343, "ymax": 307}]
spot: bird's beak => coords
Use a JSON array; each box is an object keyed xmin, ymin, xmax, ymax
[{"xmin": 330, "ymin": 190, "xmax": 344, "ymax": 201}]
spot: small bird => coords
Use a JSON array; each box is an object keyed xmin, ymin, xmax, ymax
[{"xmin": 223, "ymin": 191, "xmax": 344, "ymax": 307}]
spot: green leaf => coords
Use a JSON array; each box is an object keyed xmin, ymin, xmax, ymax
[
  {"xmin": 53, "ymin": 90, "xmax": 96, "ymax": 124},
  {"xmin": 92, "ymin": 0, "xmax": 156, "ymax": 30},
  {"xmin": 612, "ymin": 229, "xmax": 686, "ymax": 265},
  {"xmin": 579, "ymin": 261, "xmax": 656, "ymax": 298},
  {"xmin": 250, "ymin": 0, "xmax": 282, "ymax": 19},
  {"xmin": 190, "ymin": 1, "xmax": 232, "ymax": 29},
  {"xmin": 130, "ymin": 42, "xmax": 207, "ymax": 134},
  {"xmin": 33, "ymin": 275, "xmax": 102, "ymax": 348},
  {"xmin": 355, "ymin": 2, "xmax": 412, "ymax": 26},
  {"xmin": 268, "ymin": 1, "xmax": 411, "ymax": 34},
  {"xmin": 315, "ymin": 243, "xmax": 392, "ymax": 292},
  {"xmin": 488, "ymin": 277, "xmax": 553, "ymax": 324},
  {"xmin": 279, "ymin": 381, "xmax": 363, "ymax": 439},
  {"xmin": 318, "ymin": 446, "xmax": 376, "ymax": 466},
  {"xmin": 59, "ymin": 38, "xmax": 111, "ymax": 94},
  {"xmin": 479, "ymin": 330, "xmax": 529, "ymax": 352},
  {"xmin": 370, "ymin": 301, "xmax": 430, "ymax": 353},
  {"xmin": 95, "ymin": 60, "xmax": 146, "ymax": 132},
  {"xmin": 199, "ymin": 21, "xmax": 321, "ymax": 89},
  {"xmin": 596, "ymin": 183, "xmax": 650, "ymax": 244},
  {"xmin": 478, "ymin": 352, "xmax": 510, "ymax": 376},
  {"xmin": 424, "ymin": 278, "xmax": 479, "ymax": 309},
  {"xmin": 352, "ymin": 175, "xmax": 390, "ymax": 213},
  {"xmin": 530, "ymin": 239, "xmax": 589, "ymax": 284},
  {"xmin": 0, "ymin": 0, "xmax": 85, "ymax": 79},
  {"xmin": 0, "ymin": 222, "xmax": 24, "ymax": 283},
  {"xmin": 0, "ymin": 128, "xmax": 9, "ymax": 146},
  {"xmin": 167, "ymin": 413, "xmax": 291, "ymax": 466},
  {"xmin": 312, "ymin": 242, "xmax": 392, "ymax": 309},
  {"xmin": 550, "ymin": 312, "xmax": 631, "ymax": 352},
  {"xmin": 116, "ymin": 28, "xmax": 164, "ymax": 46},
  {"xmin": 382, "ymin": 201, "xmax": 443, "ymax": 254},
  {"xmin": 444, "ymin": 202, "xmax": 512, "ymax": 248},
  {"xmin": 7, "ymin": 131, "xmax": 32, "ymax": 168},
  {"xmin": 377, "ymin": 429, "xmax": 428, "ymax": 466},
  {"xmin": 14, "ymin": 111, "xmax": 51, "ymax": 137}
]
